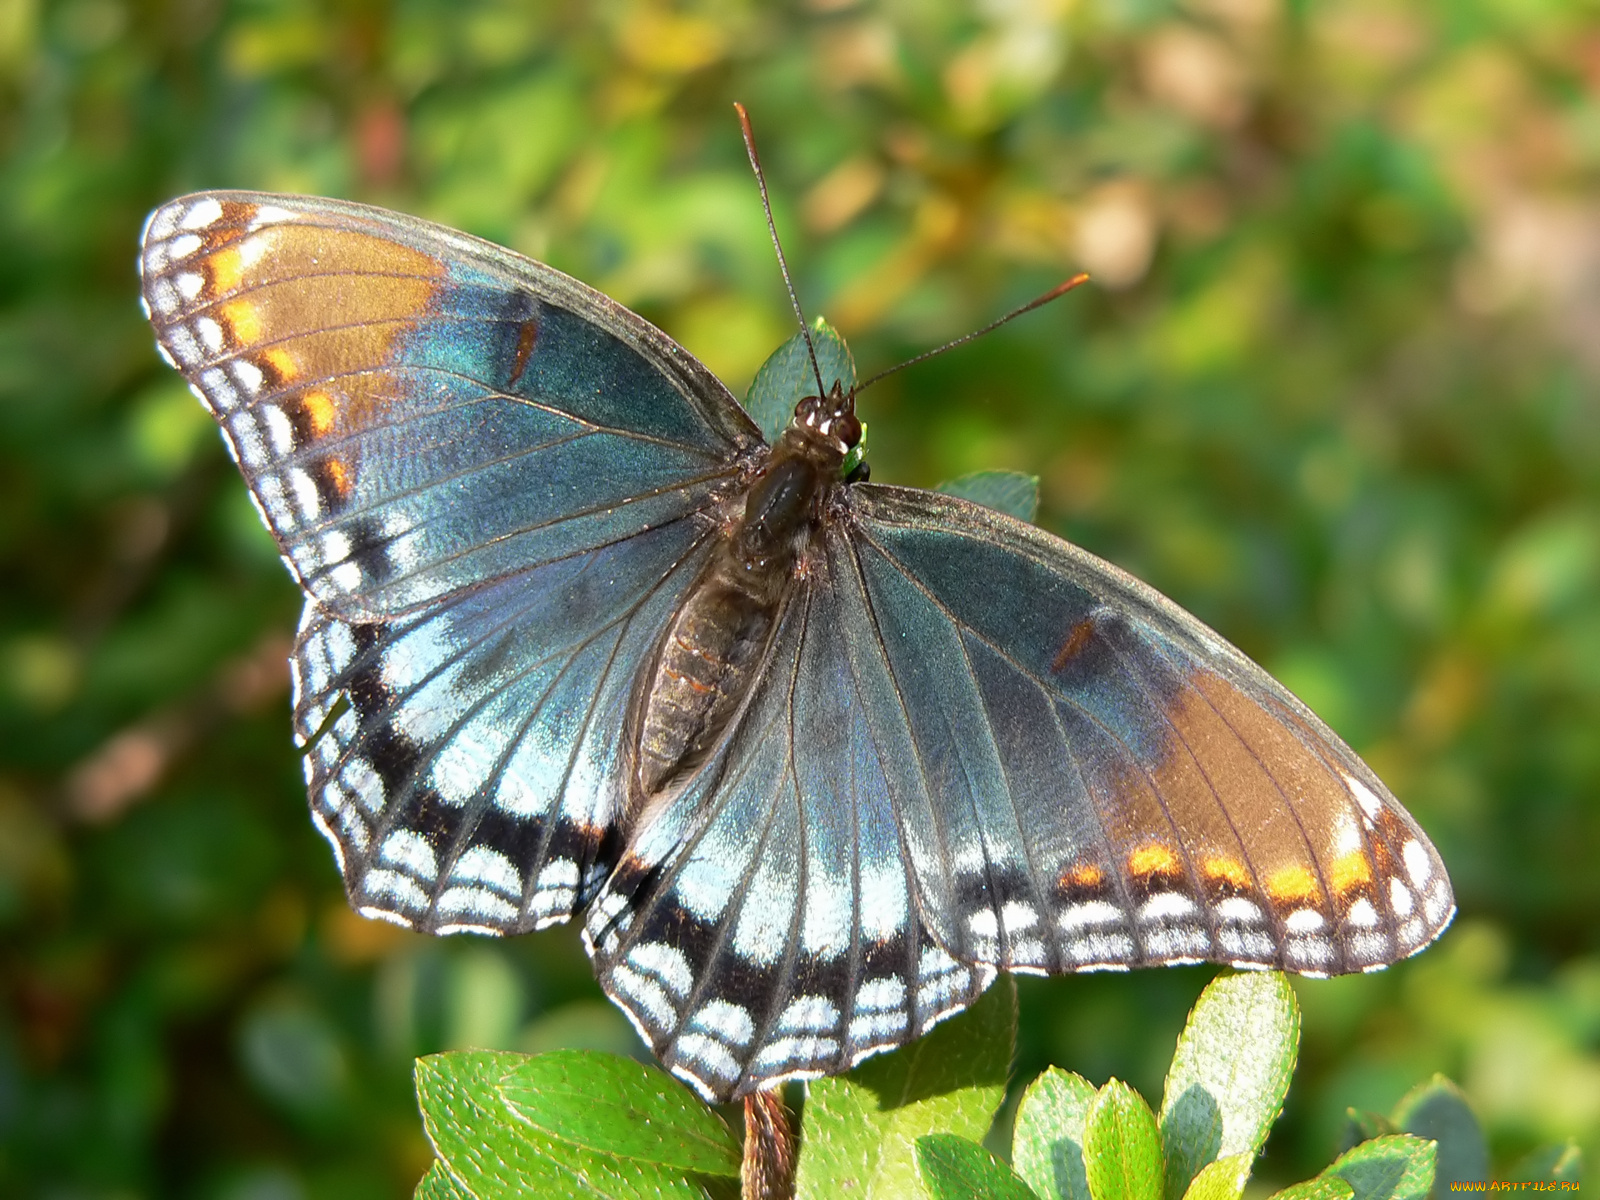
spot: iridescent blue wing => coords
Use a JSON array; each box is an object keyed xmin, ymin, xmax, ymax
[
  {"xmin": 586, "ymin": 484, "xmax": 1453, "ymax": 1103},
  {"xmin": 839, "ymin": 485, "xmax": 1453, "ymax": 977},
  {"xmin": 139, "ymin": 192, "xmax": 758, "ymax": 932},
  {"xmin": 292, "ymin": 517, "xmax": 714, "ymax": 933},
  {"xmin": 139, "ymin": 192, "xmax": 760, "ymax": 620},
  {"xmin": 584, "ymin": 562, "xmax": 995, "ymax": 1102}
]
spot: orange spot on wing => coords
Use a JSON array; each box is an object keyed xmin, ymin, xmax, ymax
[
  {"xmin": 1327, "ymin": 851, "xmax": 1372, "ymax": 897},
  {"xmin": 507, "ymin": 317, "xmax": 539, "ymax": 388},
  {"xmin": 1373, "ymin": 808, "xmax": 1411, "ymax": 848},
  {"xmin": 262, "ymin": 347, "xmax": 298, "ymax": 384},
  {"xmin": 1052, "ymin": 617, "xmax": 1097, "ymax": 671},
  {"xmin": 1060, "ymin": 862, "xmax": 1105, "ymax": 891},
  {"xmin": 324, "ymin": 458, "xmax": 351, "ymax": 497},
  {"xmin": 219, "ymin": 298, "xmax": 262, "ymax": 345},
  {"xmin": 302, "ymin": 390, "xmax": 336, "ymax": 437},
  {"xmin": 1265, "ymin": 865, "xmax": 1320, "ymax": 904},
  {"xmin": 1201, "ymin": 855, "xmax": 1251, "ymax": 891},
  {"xmin": 1128, "ymin": 843, "xmax": 1181, "ymax": 879},
  {"xmin": 207, "ymin": 246, "xmax": 245, "ymax": 295}
]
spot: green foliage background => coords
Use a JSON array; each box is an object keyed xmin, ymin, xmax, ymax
[{"xmin": 2, "ymin": 0, "xmax": 1598, "ymax": 1196}]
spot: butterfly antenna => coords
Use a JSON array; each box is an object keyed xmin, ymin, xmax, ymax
[
  {"xmin": 856, "ymin": 273, "xmax": 1091, "ymax": 392},
  {"xmin": 735, "ymin": 101, "xmax": 829, "ymax": 402}
]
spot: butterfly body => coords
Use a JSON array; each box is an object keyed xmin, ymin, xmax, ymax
[
  {"xmin": 139, "ymin": 191, "xmax": 1454, "ymax": 1104},
  {"xmin": 634, "ymin": 386, "xmax": 858, "ymax": 800}
]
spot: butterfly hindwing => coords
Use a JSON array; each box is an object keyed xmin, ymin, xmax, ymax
[
  {"xmin": 841, "ymin": 484, "xmax": 1454, "ymax": 978},
  {"xmin": 584, "ymin": 560, "xmax": 993, "ymax": 1103},
  {"xmin": 139, "ymin": 192, "xmax": 761, "ymax": 620},
  {"xmin": 292, "ymin": 514, "xmax": 719, "ymax": 934}
]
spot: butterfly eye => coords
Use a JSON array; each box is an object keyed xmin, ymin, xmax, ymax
[{"xmin": 833, "ymin": 410, "xmax": 862, "ymax": 451}]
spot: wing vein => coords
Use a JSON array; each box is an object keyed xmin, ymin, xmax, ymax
[{"xmin": 833, "ymin": 531, "xmax": 960, "ymax": 964}]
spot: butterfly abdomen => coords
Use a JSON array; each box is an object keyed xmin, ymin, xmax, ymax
[
  {"xmin": 633, "ymin": 451, "xmax": 831, "ymax": 797},
  {"xmin": 635, "ymin": 564, "xmax": 784, "ymax": 797}
]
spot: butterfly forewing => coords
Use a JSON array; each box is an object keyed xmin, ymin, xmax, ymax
[
  {"xmin": 139, "ymin": 191, "xmax": 761, "ymax": 934},
  {"xmin": 138, "ymin": 193, "xmax": 760, "ymax": 621},
  {"xmin": 842, "ymin": 485, "xmax": 1453, "ymax": 978}
]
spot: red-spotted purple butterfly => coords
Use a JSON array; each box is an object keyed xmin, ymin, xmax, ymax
[{"xmin": 138, "ymin": 183, "xmax": 1452, "ymax": 1104}]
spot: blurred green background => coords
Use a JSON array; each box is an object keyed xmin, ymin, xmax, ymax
[{"xmin": 3, "ymin": 0, "xmax": 1598, "ymax": 1195}]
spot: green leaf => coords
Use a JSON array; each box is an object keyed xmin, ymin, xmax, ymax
[
  {"xmin": 1505, "ymin": 1141, "xmax": 1583, "ymax": 1184},
  {"xmin": 496, "ymin": 1049, "xmax": 740, "ymax": 1173},
  {"xmin": 746, "ymin": 317, "xmax": 857, "ymax": 443},
  {"xmin": 840, "ymin": 419, "xmax": 869, "ymax": 478},
  {"xmin": 415, "ymin": 1161, "xmax": 474, "ymax": 1200},
  {"xmin": 1084, "ymin": 1080, "xmax": 1163, "ymax": 1200},
  {"xmin": 1160, "ymin": 972, "xmax": 1299, "ymax": 1200},
  {"xmin": 414, "ymin": 1049, "xmax": 737, "ymax": 1199},
  {"xmin": 127, "ymin": 379, "xmax": 214, "ymax": 479},
  {"xmin": 1389, "ymin": 1076, "xmax": 1486, "ymax": 1196},
  {"xmin": 916, "ymin": 1133, "xmax": 1043, "ymax": 1200},
  {"xmin": 795, "ymin": 975, "xmax": 1017, "ymax": 1200},
  {"xmin": 1013, "ymin": 1068, "xmax": 1098, "ymax": 1200},
  {"xmin": 1338, "ymin": 1111, "xmax": 1398, "ymax": 1155},
  {"xmin": 934, "ymin": 471, "xmax": 1041, "ymax": 522},
  {"xmin": 1180, "ymin": 1154, "xmax": 1252, "ymax": 1200},
  {"xmin": 1267, "ymin": 1179, "xmax": 1356, "ymax": 1200},
  {"xmin": 1324, "ymin": 1135, "xmax": 1438, "ymax": 1200}
]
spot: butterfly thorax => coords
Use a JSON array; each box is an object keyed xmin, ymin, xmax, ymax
[{"xmin": 631, "ymin": 385, "xmax": 861, "ymax": 800}]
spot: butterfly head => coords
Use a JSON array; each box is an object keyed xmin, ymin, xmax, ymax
[{"xmin": 788, "ymin": 381, "xmax": 862, "ymax": 466}]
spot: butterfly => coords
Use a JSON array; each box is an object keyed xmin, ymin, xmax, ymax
[{"xmin": 138, "ymin": 190, "xmax": 1454, "ymax": 1105}]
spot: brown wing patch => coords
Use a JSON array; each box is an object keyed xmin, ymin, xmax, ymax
[
  {"xmin": 508, "ymin": 316, "xmax": 539, "ymax": 388},
  {"xmin": 141, "ymin": 198, "xmax": 455, "ymax": 576},
  {"xmin": 1052, "ymin": 616, "xmax": 1098, "ymax": 671}
]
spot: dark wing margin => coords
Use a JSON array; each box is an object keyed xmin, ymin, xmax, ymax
[
  {"xmin": 582, "ymin": 563, "xmax": 993, "ymax": 1104},
  {"xmin": 292, "ymin": 516, "xmax": 717, "ymax": 935},
  {"xmin": 839, "ymin": 483, "xmax": 1453, "ymax": 980},
  {"xmin": 139, "ymin": 192, "xmax": 762, "ymax": 620}
]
